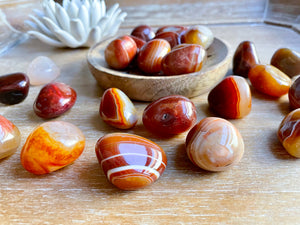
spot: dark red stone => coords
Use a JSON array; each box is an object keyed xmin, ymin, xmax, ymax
[
  {"xmin": 154, "ymin": 31, "xmax": 181, "ymax": 48},
  {"xmin": 0, "ymin": 73, "xmax": 30, "ymax": 105},
  {"xmin": 131, "ymin": 25, "xmax": 155, "ymax": 42},
  {"xmin": 33, "ymin": 82, "xmax": 77, "ymax": 119},
  {"xmin": 156, "ymin": 25, "xmax": 188, "ymax": 36},
  {"xmin": 233, "ymin": 41, "xmax": 259, "ymax": 78},
  {"xmin": 142, "ymin": 95, "xmax": 197, "ymax": 137}
]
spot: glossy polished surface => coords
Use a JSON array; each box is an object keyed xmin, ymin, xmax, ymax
[
  {"xmin": 0, "ymin": 115, "xmax": 21, "ymax": 159},
  {"xmin": 0, "ymin": 73, "xmax": 30, "ymax": 105},
  {"xmin": 129, "ymin": 35, "xmax": 146, "ymax": 51},
  {"xmin": 181, "ymin": 25, "xmax": 214, "ymax": 49},
  {"xmin": 27, "ymin": 56, "xmax": 60, "ymax": 86},
  {"xmin": 278, "ymin": 109, "xmax": 300, "ymax": 158},
  {"xmin": 156, "ymin": 25, "xmax": 188, "ymax": 36},
  {"xmin": 99, "ymin": 88, "xmax": 138, "ymax": 129},
  {"xmin": 137, "ymin": 39, "xmax": 171, "ymax": 74},
  {"xmin": 233, "ymin": 41, "xmax": 259, "ymax": 78},
  {"xmin": 289, "ymin": 76, "xmax": 300, "ymax": 109},
  {"xmin": 143, "ymin": 95, "xmax": 197, "ymax": 136},
  {"xmin": 33, "ymin": 82, "xmax": 77, "ymax": 119},
  {"xmin": 271, "ymin": 48, "xmax": 300, "ymax": 77},
  {"xmin": 248, "ymin": 64, "xmax": 291, "ymax": 97},
  {"xmin": 208, "ymin": 75, "xmax": 252, "ymax": 119},
  {"xmin": 161, "ymin": 44, "xmax": 206, "ymax": 76},
  {"xmin": 186, "ymin": 117, "xmax": 244, "ymax": 172},
  {"xmin": 104, "ymin": 35, "xmax": 137, "ymax": 70},
  {"xmin": 154, "ymin": 31, "xmax": 181, "ymax": 48},
  {"xmin": 95, "ymin": 133, "xmax": 167, "ymax": 190},
  {"xmin": 21, "ymin": 121, "xmax": 85, "ymax": 175},
  {"xmin": 131, "ymin": 25, "xmax": 155, "ymax": 42}
]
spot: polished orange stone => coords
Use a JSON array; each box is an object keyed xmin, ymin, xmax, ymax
[
  {"xmin": 0, "ymin": 115, "xmax": 21, "ymax": 159},
  {"xmin": 137, "ymin": 39, "xmax": 171, "ymax": 74},
  {"xmin": 278, "ymin": 109, "xmax": 300, "ymax": 158},
  {"xmin": 21, "ymin": 121, "xmax": 85, "ymax": 175},
  {"xmin": 95, "ymin": 133, "xmax": 167, "ymax": 190},
  {"xmin": 180, "ymin": 25, "xmax": 214, "ymax": 49},
  {"xmin": 248, "ymin": 64, "xmax": 291, "ymax": 97},
  {"xmin": 186, "ymin": 117, "xmax": 244, "ymax": 172},
  {"xmin": 99, "ymin": 88, "xmax": 138, "ymax": 129},
  {"xmin": 208, "ymin": 75, "xmax": 252, "ymax": 119}
]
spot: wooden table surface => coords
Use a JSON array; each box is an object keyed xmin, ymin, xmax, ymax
[{"xmin": 1, "ymin": 1, "xmax": 300, "ymax": 224}]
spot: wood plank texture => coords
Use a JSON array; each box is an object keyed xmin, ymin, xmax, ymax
[{"xmin": 0, "ymin": 0, "xmax": 300, "ymax": 224}]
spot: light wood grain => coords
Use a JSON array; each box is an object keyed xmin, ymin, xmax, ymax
[
  {"xmin": 88, "ymin": 37, "xmax": 230, "ymax": 101},
  {"xmin": 1, "ymin": 1, "xmax": 300, "ymax": 225}
]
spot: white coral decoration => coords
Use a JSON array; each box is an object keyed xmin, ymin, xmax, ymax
[{"xmin": 25, "ymin": 0, "xmax": 127, "ymax": 48}]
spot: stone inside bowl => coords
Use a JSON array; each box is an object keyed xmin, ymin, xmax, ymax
[{"xmin": 87, "ymin": 37, "xmax": 230, "ymax": 101}]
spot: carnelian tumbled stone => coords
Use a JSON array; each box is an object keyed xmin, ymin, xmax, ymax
[
  {"xmin": 278, "ymin": 109, "xmax": 300, "ymax": 158},
  {"xmin": 95, "ymin": 133, "xmax": 167, "ymax": 190},
  {"xmin": 289, "ymin": 76, "xmax": 300, "ymax": 109},
  {"xmin": 0, "ymin": 115, "xmax": 21, "ymax": 159},
  {"xmin": 248, "ymin": 64, "xmax": 291, "ymax": 97},
  {"xmin": 180, "ymin": 25, "xmax": 214, "ymax": 49},
  {"xmin": 271, "ymin": 48, "xmax": 300, "ymax": 77},
  {"xmin": 105, "ymin": 35, "xmax": 137, "ymax": 70},
  {"xmin": 154, "ymin": 31, "xmax": 181, "ymax": 48},
  {"xmin": 131, "ymin": 25, "xmax": 155, "ymax": 42},
  {"xmin": 142, "ymin": 95, "xmax": 197, "ymax": 136},
  {"xmin": 33, "ymin": 82, "xmax": 77, "ymax": 119},
  {"xmin": 137, "ymin": 39, "xmax": 171, "ymax": 74},
  {"xmin": 161, "ymin": 44, "xmax": 206, "ymax": 76},
  {"xmin": 99, "ymin": 88, "xmax": 138, "ymax": 129},
  {"xmin": 21, "ymin": 121, "xmax": 85, "ymax": 174},
  {"xmin": 208, "ymin": 75, "xmax": 251, "ymax": 119},
  {"xmin": 0, "ymin": 73, "xmax": 30, "ymax": 105},
  {"xmin": 186, "ymin": 117, "xmax": 244, "ymax": 172},
  {"xmin": 233, "ymin": 41, "xmax": 259, "ymax": 78}
]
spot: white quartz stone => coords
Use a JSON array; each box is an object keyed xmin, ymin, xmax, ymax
[{"xmin": 27, "ymin": 56, "xmax": 60, "ymax": 86}]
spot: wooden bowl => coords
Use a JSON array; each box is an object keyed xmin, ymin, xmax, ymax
[{"xmin": 87, "ymin": 37, "xmax": 230, "ymax": 101}]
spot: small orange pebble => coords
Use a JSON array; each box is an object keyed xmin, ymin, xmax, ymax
[
  {"xmin": 278, "ymin": 108, "xmax": 300, "ymax": 158},
  {"xmin": 21, "ymin": 121, "xmax": 85, "ymax": 175},
  {"xmin": 99, "ymin": 88, "xmax": 138, "ymax": 129},
  {"xmin": 0, "ymin": 115, "xmax": 21, "ymax": 159},
  {"xmin": 248, "ymin": 64, "xmax": 291, "ymax": 97}
]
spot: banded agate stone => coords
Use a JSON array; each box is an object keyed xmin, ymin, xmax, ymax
[
  {"xmin": 99, "ymin": 88, "xmax": 138, "ymax": 129},
  {"xmin": 21, "ymin": 121, "xmax": 85, "ymax": 174},
  {"xmin": 208, "ymin": 75, "xmax": 251, "ymax": 119},
  {"xmin": 278, "ymin": 109, "xmax": 300, "ymax": 158},
  {"xmin": 95, "ymin": 133, "xmax": 167, "ymax": 190},
  {"xmin": 186, "ymin": 117, "xmax": 244, "ymax": 172},
  {"xmin": 0, "ymin": 115, "xmax": 21, "ymax": 159}
]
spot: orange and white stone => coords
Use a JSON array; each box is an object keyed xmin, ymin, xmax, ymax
[
  {"xmin": 186, "ymin": 117, "xmax": 244, "ymax": 172},
  {"xmin": 95, "ymin": 133, "xmax": 167, "ymax": 190},
  {"xmin": 99, "ymin": 88, "xmax": 138, "ymax": 129},
  {"xmin": 0, "ymin": 115, "xmax": 21, "ymax": 159},
  {"xmin": 21, "ymin": 121, "xmax": 85, "ymax": 174}
]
